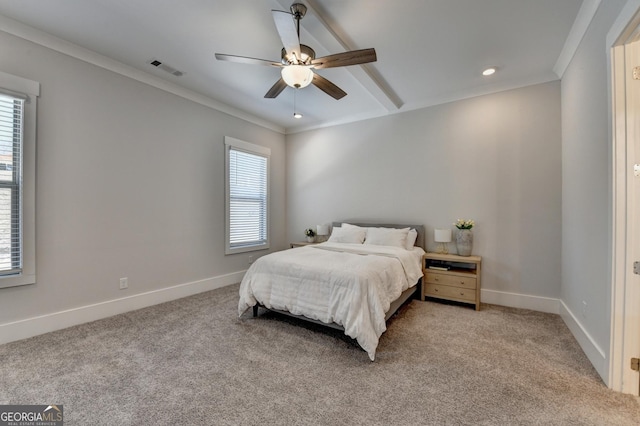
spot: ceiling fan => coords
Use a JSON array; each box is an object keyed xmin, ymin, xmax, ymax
[{"xmin": 215, "ymin": 3, "xmax": 377, "ymax": 100}]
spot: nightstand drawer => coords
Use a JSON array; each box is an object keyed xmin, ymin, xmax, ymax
[
  {"xmin": 425, "ymin": 272, "xmax": 476, "ymax": 289},
  {"xmin": 425, "ymin": 284, "xmax": 476, "ymax": 302}
]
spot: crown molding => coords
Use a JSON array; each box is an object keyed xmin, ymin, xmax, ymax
[
  {"xmin": 0, "ymin": 14, "xmax": 285, "ymax": 134},
  {"xmin": 553, "ymin": 0, "xmax": 602, "ymax": 78}
]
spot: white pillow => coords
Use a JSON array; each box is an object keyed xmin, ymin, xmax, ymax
[
  {"xmin": 405, "ymin": 228, "xmax": 418, "ymax": 250},
  {"xmin": 327, "ymin": 226, "xmax": 366, "ymax": 244},
  {"xmin": 363, "ymin": 227, "xmax": 410, "ymax": 248}
]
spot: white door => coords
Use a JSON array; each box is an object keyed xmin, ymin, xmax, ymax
[
  {"xmin": 609, "ymin": 33, "xmax": 640, "ymax": 395},
  {"xmin": 627, "ymin": 39, "xmax": 640, "ymax": 396},
  {"xmin": 612, "ymin": 38, "xmax": 640, "ymax": 396}
]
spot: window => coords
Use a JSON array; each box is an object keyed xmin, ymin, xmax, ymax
[
  {"xmin": 0, "ymin": 71, "xmax": 38, "ymax": 289},
  {"xmin": 225, "ymin": 137, "xmax": 270, "ymax": 254}
]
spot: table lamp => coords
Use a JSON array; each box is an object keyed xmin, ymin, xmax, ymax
[
  {"xmin": 316, "ymin": 224, "xmax": 329, "ymax": 242},
  {"xmin": 434, "ymin": 229, "xmax": 452, "ymax": 254}
]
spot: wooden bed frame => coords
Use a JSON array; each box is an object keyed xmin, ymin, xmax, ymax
[{"xmin": 252, "ymin": 221, "xmax": 426, "ymax": 332}]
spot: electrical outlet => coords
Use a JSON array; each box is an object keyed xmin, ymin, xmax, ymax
[
  {"xmin": 248, "ymin": 255, "xmax": 254, "ymax": 264},
  {"xmin": 119, "ymin": 277, "xmax": 128, "ymax": 290}
]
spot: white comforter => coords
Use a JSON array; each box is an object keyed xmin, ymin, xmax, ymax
[{"xmin": 238, "ymin": 242, "xmax": 425, "ymax": 360}]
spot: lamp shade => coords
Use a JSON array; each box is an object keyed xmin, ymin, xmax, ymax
[
  {"xmin": 316, "ymin": 224, "xmax": 329, "ymax": 236},
  {"xmin": 434, "ymin": 228, "xmax": 452, "ymax": 243},
  {"xmin": 281, "ymin": 65, "xmax": 313, "ymax": 89}
]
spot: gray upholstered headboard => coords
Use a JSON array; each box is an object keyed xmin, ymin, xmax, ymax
[{"xmin": 331, "ymin": 221, "xmax": 425, "ymax": 250}]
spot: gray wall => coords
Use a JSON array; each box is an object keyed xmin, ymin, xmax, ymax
[
  {"xmin": 0, "ymin": 30, "xmax": 286, "ymax": 325},
  {"xmin": 561, "ymin": 0, "xmax": 627, "ymax": 376},
  {"xmin": 286, "ymin": 81, "xmax": 562, "ymax": 300}
]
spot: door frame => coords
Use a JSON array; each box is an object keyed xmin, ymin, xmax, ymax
[{"xmin": 609, "ymin": 0, "xmax": 640, "ymax": 396}]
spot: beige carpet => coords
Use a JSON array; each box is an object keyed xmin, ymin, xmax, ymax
[{"xmin": 1, "ymin": 283, "xmax": 639, "ymax": 425}]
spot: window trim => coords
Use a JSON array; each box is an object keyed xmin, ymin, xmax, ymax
[
  {"xmin": 0, "ymin": 71, "xmax": 38, "ymax": 289},
  {"xmin": 224, "ymin": 136, "xmax": 270, "ymax": 255}
]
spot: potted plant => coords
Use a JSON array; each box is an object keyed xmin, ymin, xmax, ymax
[
  {"xmin": 304, "ymin": 228, "xmax": 316, "ymax": 243},
  {"xmin": 453, "ymin": 219, "xmax": 474, "ymax": 256}
]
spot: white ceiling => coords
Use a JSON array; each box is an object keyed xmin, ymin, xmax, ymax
[{"xmin": 0, "ymin": 0, "xmax": 588, "ymax": 134}]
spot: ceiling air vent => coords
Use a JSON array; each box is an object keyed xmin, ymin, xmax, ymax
[{"xmin": 147, "ymin": 58, "xmax": 184, "ymax": 77}]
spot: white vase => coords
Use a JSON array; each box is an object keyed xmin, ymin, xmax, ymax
[
  {"xmin": 306, "ymin": 236, "xmax": 315, "ymax": 243},
  {"xmin": 456, "ymin": 229, "xmax": 473, "ymax": 256}
]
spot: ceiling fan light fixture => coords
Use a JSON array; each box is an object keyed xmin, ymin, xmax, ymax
[
  {"xmin": 281, "ymin": 45, "xmax": 316, "ymax": 65},
  {"xmin": 281, "ymin": 65, "xmax": 313, "ymax": 89}
]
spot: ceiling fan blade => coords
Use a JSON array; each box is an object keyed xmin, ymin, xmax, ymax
[
  {"xmin": 264, "ymin": 78, "xmax": 288, "ymax": 98},
  {"xmin": 311, "ymin": 48, "xmax": 377, "ymax": 69},
  {"xmin": 272, "ymin": 10, "xmax": 301, "ymax": 63},
  {"xmin": 215, "ymin": 53, "xmax": 281, "ymax": 67},
  {"xmin": 312, "ymin": 73, "xmax": 347, "ymax": 100}
]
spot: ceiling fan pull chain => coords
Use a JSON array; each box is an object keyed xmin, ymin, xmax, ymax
[{"xmin": 293, "ymin": 88, "xmax": 302, "ymax": 119}]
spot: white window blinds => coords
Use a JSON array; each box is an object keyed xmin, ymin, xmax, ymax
[
  {"xmin": 225, "ymin": 137, "xmax": 270, "ymax": 254},
  {"xmin": 0, "ymin": 93, "xmax": 23, "ymax": 276}
]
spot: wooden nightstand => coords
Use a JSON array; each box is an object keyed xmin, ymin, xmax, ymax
[
  {"xmin": 290, "ymin": 241, "xmax": 319, "ymax": 248},
  {"xmin": 422, "ymin": 252, "xmax": 482, "ymax": 310}
]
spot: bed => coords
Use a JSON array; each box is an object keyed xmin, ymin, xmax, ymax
[{"xmin": 238, "ymin": 222, "xmax": 426, "ymax": 360}]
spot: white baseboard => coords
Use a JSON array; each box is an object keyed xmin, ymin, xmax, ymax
[
  {"xmin": 0, "ymin": 270, "xmax": 246, "ymax": 345},
  {"xmin": 2, "ymin": 280, "xmax": 609, "ymax": 383},
  {"xmin": 481, "ymin": 289, "xmax": 561, "ymax": 314},
  {"xmin": 559, "ymin": 300, "xmax": 608, "ymax": 381}
]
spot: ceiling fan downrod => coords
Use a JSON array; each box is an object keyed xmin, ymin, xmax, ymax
[{"xmin": 290, "ymin": 3, "xmax": 307, "ymax": 38}]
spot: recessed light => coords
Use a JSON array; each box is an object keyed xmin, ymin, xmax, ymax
[
  {"xmin": 482, "ymin": 67, "xmax": 497, "ymax": 76},
  {"xmin": 293, "ymin": 112, "xmax": 303, "ymax": 119}
]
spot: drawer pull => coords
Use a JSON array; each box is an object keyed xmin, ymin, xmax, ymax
[
  {"xmin": 460, "ymin": 281, "xmax": 465, "ymax": 284},
  {"xmin": 434, "ymin": 277, "xmax": 439, "ymax": 281}
]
